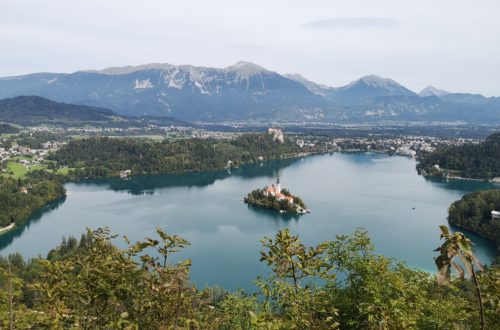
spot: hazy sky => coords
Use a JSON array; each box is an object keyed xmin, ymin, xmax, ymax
[{"xmin": 1, "ymin": 0, "xmax": 499, "ymax": 95}]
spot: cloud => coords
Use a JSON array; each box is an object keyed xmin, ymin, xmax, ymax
[{"xmin": 303, "ymin": 17, "xmax": 399, "ymax": 29}]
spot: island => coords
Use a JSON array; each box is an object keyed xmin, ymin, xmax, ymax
[{"xmin": 244, "ymin": 178, "xmax": 310, "ymax": 214}]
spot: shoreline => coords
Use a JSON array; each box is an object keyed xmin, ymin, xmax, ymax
[
  {"xmin": 62, "ymin": 151, "xmax": 317, "ymax": 182},
  {"xmin": 421, "ymin": 172, "xmax": 498, "ymax": 183},
  {"xmin": 0, "ymin": 222, "xmax": 15, "ymax": 234}
]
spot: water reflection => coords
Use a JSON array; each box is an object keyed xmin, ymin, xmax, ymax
[
  {"xmin": 245, "ymin": 204, "xmax": 301, "ymax": 222},
  {"xmin": 424, "ymin": 176, "xmax": 499, "ymax": 193},
  {"xmin": 338, "ymin": 152, "xmax": 390, "ymax": 167},
  {"xmin": 0, "ymin": 196, "xmax": 66, "ymax": 251},
  {"xmin": 76, "ymin": 158, "xmax": 300, "ymax": 195}
]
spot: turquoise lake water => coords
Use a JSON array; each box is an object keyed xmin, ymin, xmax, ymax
[{"xmin": 0, "ymin": 153, "xmax": 497, "ymax": 290}]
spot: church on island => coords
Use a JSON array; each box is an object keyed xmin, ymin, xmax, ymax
[
  {"xmin": 263, "ymin": 178, "xmax": 294, "ymax": 204},
  {"xmin": 244, "ymin": 177, "xmax": 310, "ymax": 215}
]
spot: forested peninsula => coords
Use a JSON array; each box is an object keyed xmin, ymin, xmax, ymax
[
  {"xmin": 0, "ymin": 172, "xmax": 65, "ymax": 227},
  {"xmin": 50, "ymin": 133, "xmax": 301, "ymax": 179},
  {"xmin": 417, "ymin": 132, "xmax": 500, "ymax": 180},
  {"xmin": 448, "ymin": 189, "xmax": 500, "ymax": 254}
]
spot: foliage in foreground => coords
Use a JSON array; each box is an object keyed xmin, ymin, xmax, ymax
[{"xmin": 0, "ymin": 227, "xmax": 498, "ymax": 329}]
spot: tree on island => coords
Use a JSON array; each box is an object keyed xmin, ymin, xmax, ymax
[{"xmin": 244, "ymin": 187, "xmax": 307, "ymax": 214}]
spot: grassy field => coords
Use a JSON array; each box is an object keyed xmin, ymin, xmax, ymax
[
  {"xmin": 55, "ymin": 167, "xmax": 72, "ymax": 175},
  {"xmin": 30, "ymin": 164, "xmax": 48, "ymax": 172},
  {"xmin": 0, "ymin": 133, "xmax": 18, "ymax": 139},
  {"xmin": 3, "ymin": 161, "xmax": 28, "ymax": 179},
  {"xmin": 2, "ymin": 160, "xmax": 76, "ymax": 178}
]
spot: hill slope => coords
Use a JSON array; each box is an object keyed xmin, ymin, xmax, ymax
[
  {"xmin": 0, "ymin": 96, "xmax": 122, "ymax": 125},
  {"xmin": 0, "ymin": 96, "xmax": 188, "ymax": 127}
]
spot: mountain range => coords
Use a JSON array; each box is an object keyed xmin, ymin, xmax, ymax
[{"xmin": 1, "ymin": 61, "xmax": 499, "ymax": 124}]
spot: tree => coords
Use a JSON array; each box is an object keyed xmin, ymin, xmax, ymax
[
  {"xmin": 137, "ymin": 228, "xmax": 193, "ymax": 329},
  {"xmin": 434, "ymin": 225, "xmax": 485, "ymax": 329},
  {"xmin": 0, "ymin": 226, "xmax": 496, "ymax": 328},
  {"xmin": 258, "ymin": 228, "xmax": 338, "ymax": 329},
  {"xmin": 324, "ymin": 228, "xmax": 473, "ymax": 329}
]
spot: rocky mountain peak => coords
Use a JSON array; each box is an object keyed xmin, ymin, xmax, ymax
[
  {"xmin": 226, "ymin": 61, "xmax": 269, "ymax": 79},
  {"xmin": 419, "ymin": 85, "xmax": 450, "ymax": 97}
]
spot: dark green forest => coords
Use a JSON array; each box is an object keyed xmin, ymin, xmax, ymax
[
  {"xmin": 0, "ymin": 123, "xmax": 19, "ymax": 134},
  {"xmin": 50, "ymin": 134, "xmax": 301, "ymax": 179},
  {"xmin": 0, "ymin": 173, "xmax": 65, "ymax": 227},
  {"xmin": 0, "ymin": 96, "xmax": 119, "ymax": 126},
  {"xmin": 448, "ymin": 189, "xmax": 500, "ymax": 252},
  {"xmin": 417, "ymin": 133, "xmax": 500, "ymax": 179},
  {"xmin": 0, "ymin": 227, "xmax": 498, "ymax": 329},
  {"xmin": 0, "ymin": 96, "xmax": 185, "ymax": 127}
]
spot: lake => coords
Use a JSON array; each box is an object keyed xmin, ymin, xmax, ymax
[{"xmin": 0, "ymin": 153, "xmax": 497, "ymax": 291}]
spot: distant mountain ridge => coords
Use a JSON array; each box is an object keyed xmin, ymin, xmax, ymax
[
  {"xmin": 0, "ymin": 96, "xmax": 120, "ymax": 125},
  {"xmin": 1, "ymin": 62, "xmax": 499, "ymax": 124}
]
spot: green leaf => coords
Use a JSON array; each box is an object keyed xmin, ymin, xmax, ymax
[
  {"xmin": 439, "ymin": 225, "xmax": 450, "ymax": 238},
  {"xmin": 457, "ymin": 239, "xmax": 472, "ymax": 255}
]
